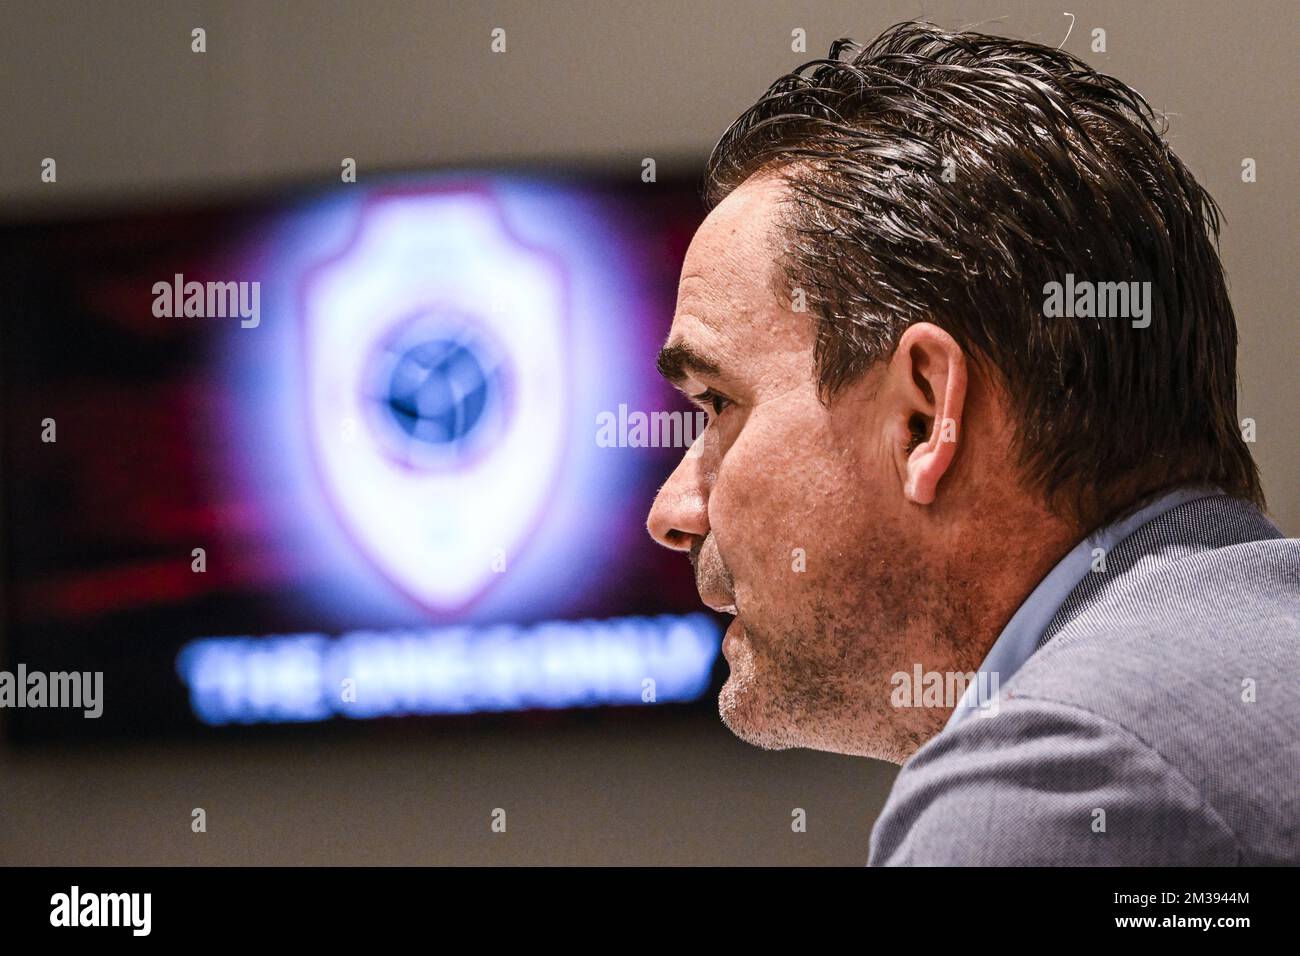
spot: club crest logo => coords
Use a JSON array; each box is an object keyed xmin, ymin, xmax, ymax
[{"xmin": 300, "ymin": 184, "xmax": 570, "ymax": 612}]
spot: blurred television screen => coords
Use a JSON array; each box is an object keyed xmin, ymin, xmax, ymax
[{"xmin": 0, "ymin": 169, "xmax": 723, "ymax": 740}]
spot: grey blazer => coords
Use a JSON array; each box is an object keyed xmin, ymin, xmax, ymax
[{"xmin": 868, "ymin": 494, "xmax": 1300, "ymax": 865}]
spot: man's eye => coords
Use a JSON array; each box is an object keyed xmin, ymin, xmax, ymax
[{"xmin": 691, "ymin": 389, "xmax": 732, "ymax": 416}]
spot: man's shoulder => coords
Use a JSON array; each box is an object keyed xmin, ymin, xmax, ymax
[
  {"xmin": 1010, "ymin": 512, "xmax": 1300, "ymax": 731},
  {"xmin": 868, "ymin": 695, "xmax": 1251, "ymax": 865},
  {"xmin": 1035, "ymin": 493, "xmax": 1300, "ymax": 662},
  {"xmin": 988, "ymin": 515, "xmax": 1300, "ymax": 864},
  {"xmin": 869, "ymin": 496, "xmax": 1300, "ymax": 866},
  {"xmin": 1010, "ymin": 498, "xmax": 1300, "ymax": 762}
]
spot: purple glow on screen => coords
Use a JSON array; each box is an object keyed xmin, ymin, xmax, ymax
[{"xmin": 213, "ymin": 174, "xmax": 682, "ymax": 626}]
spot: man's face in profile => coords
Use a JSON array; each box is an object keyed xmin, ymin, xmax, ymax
[{"xmin": 646, "ymin": 172, "xmax": 984, "ymax": 762}]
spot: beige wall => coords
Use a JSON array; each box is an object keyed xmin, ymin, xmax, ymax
[{"xmin": 0, "ymin": 0, "xmax": 1294, "ymax": 864}]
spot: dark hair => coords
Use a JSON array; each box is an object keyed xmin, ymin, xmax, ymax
[{"xmin": 703, "ymin": 20, "xmax": 1263, "ymax": 531}]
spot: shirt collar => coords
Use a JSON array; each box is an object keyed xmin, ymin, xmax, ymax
[{"xmin": 942, "ymin": 485, "xmax": 1224, "ymax": 731}]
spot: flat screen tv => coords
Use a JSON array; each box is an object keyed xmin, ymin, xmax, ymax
[{"xmin": 0, "ymin": 168, "xmax": 724, "ymax": 740}]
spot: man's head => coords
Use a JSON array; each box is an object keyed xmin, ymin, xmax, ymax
[{"xmin": 646, "ymin": 22, "xmax": 1262, "ymax": 762}]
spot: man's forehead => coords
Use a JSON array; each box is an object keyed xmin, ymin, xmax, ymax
[
  {"xmin": 685, "ymin": 177, "xmax": 785, "ymax": 278},
  {"xmin": 671, "ymin": 174, "xmax": 788, "ymax": 337},
  {"xmin": 673, "ymin": 254, "xmax": 754, "ymax": 333}
]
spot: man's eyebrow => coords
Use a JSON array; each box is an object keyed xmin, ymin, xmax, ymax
[{"xmin": 655, "ymin": 340, "xmax": 722, "ymax": 385}]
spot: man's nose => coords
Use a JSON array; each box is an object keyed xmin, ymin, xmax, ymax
[{"xmin": 647, "ymin": 447, "xmax": 710, "ymax": 552}]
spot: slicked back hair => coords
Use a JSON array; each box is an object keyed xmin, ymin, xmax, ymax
[{"xmin": 703, "ymin": 21, "xmax": 1262, "ymax": 532}]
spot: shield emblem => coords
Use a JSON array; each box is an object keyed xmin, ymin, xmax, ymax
[{"xmin": 299, "ymin": 183, "xmax": 570, "ymax": 613}]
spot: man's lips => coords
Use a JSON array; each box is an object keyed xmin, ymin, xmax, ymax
[
  {"xmin": 702, "ymin": 597, "xmax": 737, "ymax": 615},
  {"xmin": 722, "ymin": 617, "xmax": 742, "ymax": 657}
]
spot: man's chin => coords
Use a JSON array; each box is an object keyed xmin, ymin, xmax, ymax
[
  {"xmin": 717, "ymin": 626, "xmax": 798, "ymax": 751},
  {"xmin": 718, "ymin": 683, "xmax": 796, "ymax": 751}
]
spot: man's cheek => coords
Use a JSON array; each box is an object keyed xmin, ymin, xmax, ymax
[
  {"xmin": 710, "ymin": 424, "xmax": 797, "ymax": 537},
  {"xmin": 712, "ymin": 430, "xmax": 822, "ymax": 612}
]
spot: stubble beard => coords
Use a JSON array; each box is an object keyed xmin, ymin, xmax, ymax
[{"xmin": 715, "ymin": 559, "xmax": 980, "ymax": 762}]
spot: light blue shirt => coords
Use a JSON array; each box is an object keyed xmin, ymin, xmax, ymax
[{"xmin": 944, "ymin": 486, "xmax": 1225, "ymax": 730}]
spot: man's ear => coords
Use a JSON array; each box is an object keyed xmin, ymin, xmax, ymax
[{"xmin": 888, "ymin": 323, "xmax": 968, "ymax": 505}]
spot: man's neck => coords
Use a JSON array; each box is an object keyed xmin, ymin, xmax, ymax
[{"xmin": 895, "ymin": 502, "xmax": 1082, "ymax": 761}]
